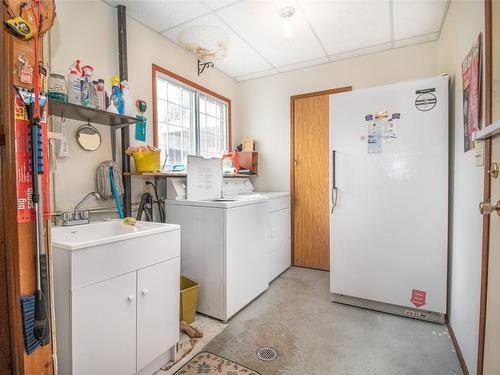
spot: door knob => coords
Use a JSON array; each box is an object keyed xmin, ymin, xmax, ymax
[
  {"xmin": 479, "ymin": 201, "xmax": 500, "ymax": 216},
  {"xmin": 488, "ymin": 162, "xmax": 499, "ymax": 178},
  {"xmin": 141, "ymin": 289, "xmax": 149, "ymax": 296},
  {"xmin": 127, "ymin": 295, "xmax": 135, "ymax": 302}
]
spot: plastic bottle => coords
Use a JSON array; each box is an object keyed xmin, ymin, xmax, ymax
[
  {"xmin": 96, "ymin": 79, "xmax": 105, "ymax": 110},
  {"xmin": 91, "ymin": 81, "xmax": 99, "ymax": 109},
  {"xmin": 81, "ymin": 65, "xmax": 95, "ymax": 107},
  {"xmin": 67, "ymin": 59, "xmax": 82, "ymax": 105},
  {"xmin": 121, "ymin": 80, "xmax": 133, "ymax": 116},
  {"xmin": 109, "ymin": 75, "xmax": 123, "ymax": 114}
]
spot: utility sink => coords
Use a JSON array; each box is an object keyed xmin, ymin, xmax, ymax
[
  {"xmin": 51, "ymin": 219, "xmax": 179, "ymax": 250},
  {"xmin": 51, "ymin": 219, "xmax": 181, "ymax": 374}
]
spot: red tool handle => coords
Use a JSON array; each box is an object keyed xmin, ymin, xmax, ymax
[{"xmin": 31, "ymin": 0, "xmax": 41, "ymax": 119}]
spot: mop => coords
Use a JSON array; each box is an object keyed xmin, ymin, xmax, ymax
[{"xmin": 97, "ymin": 161, "xmax": 125, "ymax": 218}]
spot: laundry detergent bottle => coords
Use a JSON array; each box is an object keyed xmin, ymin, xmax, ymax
[{"xmin": 110, "ymin": 75, "xmax": 123, "ymax": 114}]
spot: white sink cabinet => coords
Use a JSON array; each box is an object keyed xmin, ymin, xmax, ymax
[{"xmin": 52, "ymin": 220, "xmax": 180, "ymax": 375}]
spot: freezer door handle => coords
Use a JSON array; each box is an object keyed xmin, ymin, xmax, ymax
[{"xmin": 331, "ymin": 150, "xmax": 338, "ymax": 214}]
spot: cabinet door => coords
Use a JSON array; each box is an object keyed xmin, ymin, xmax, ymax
[
  {"xmin": 72, "ymin": 272, "xmax": 136, "ymax": 375},
  {"xmin": 137, "ymin": 258, "xmax": 180, "ymax": 371}
]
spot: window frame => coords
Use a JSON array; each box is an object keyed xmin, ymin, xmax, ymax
[{"xmin": 152, "ymin": 64, "xmax": 232, "ymax": 162}]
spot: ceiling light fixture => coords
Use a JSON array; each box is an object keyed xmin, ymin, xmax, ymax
[{"xmin": 279, "ymin": 7, "xmax": 295, "ymax": 39}]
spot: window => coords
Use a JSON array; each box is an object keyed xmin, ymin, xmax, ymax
[{"xmin": 154, "ymin": 66, "xmax": 230, "ymax": 169}]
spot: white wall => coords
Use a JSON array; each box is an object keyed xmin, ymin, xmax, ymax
[
  {"xmin": 47, "ymin": 5, "xmax": 485, "ymax": 372},
  {"xmin": 437, "ymin": 0, "xmax": 485, "ymax": 373},
  {"xmin": 48, "ymin": 0, "xmax": 238, "ymax": 212},
  {"xmin": 236, "ymin": 2, "xmax": 485, "ymax": 371},
  {"xmin": 236, "ymin": 42, "xmax": 440, "ymax": 191}
]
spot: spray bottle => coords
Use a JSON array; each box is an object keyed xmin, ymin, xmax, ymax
[{"xmin": 67, "ymin": 59, "xmax": 82, "ymax": 105}]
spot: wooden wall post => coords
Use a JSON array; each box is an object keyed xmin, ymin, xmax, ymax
[{"xmin": 0, "ymin": 5, "xmax": 55, "ymax": 375}]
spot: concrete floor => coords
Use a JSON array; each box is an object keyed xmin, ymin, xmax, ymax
[{"xmin": 204, "ymin": 267, "xmax": 462, "ymax": 375}]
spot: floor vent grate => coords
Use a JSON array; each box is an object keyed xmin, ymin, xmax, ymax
[{"xmin": 257, "ymin": 347, "xmax": 278, "ymax": 362}]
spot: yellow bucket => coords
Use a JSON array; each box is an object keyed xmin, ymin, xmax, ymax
[
  {"xmin": 132, "ymin": 151, "xmax": 160, "ymax": 172},
  {"xmin": 180, "ymin": 276, "xmax": 199, "ymax": 324}
]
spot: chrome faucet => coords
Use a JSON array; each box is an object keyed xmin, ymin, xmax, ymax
[{"xmin": 62, "ymin": 192, "xmax": 101, "ymax": 226}]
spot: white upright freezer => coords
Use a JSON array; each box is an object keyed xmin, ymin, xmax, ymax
[{"xmin": 329, "ymin": 75, "xmax": 448, "ymax": 323}]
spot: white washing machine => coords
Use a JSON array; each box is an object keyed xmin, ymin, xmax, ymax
[{"xmin": 164, "ymin": 174, "xmax": 270, "ymax": 321}]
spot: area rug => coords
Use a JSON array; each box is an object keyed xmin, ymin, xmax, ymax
[{"xmin": 174, "ymin": 352, "xmax": 260, "ymax": 375}]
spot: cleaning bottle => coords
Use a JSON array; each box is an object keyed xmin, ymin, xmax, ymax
[
  {"xmin": 80, "ymin": 65, "xmax": 95, "ymax": 107},
  {"xmin": 67, "ymin": 59, "xmax": 82, "ymax": 105},
  {"xmin": 121, "ymin": 80, "xmax": 133, "ymax": 116},
  {"xmin": 97, "ymin": 79, "xmax": 106, "ymax": 110},
  {"xmin": 109, "ymin": 75, "xmax": 123, "ymax": 114},
  {"xmin": 91, "ymin": 80, "xmax": 99, "ymax": 109}
]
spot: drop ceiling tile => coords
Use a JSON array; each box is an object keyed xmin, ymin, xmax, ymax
[
  {"xmin": 394, "ymin": 32, "xmax": 439, "ymax": 48},
  {"xmin": 216, "ymin": 0, "xmax": 326, "ymax": 67},
  {"xmin": 235, "ymin": 68, "xmax": 279, "ymax": 81},
  {"xmin": 202, "ymin": 0, "xmax": 241, "ymax": 10},
  {"xmin": 277, "ymin": 56, "xmax": 329, "ymax": 73},
  {"xmin": 163, "ymin": 14, "xmax": 273, "ymax": 77},
  {"xmin": 330, "ymin": 42, "xmax": 393, "ymax": 62},
  {"xmin": 300, "ymin": 0, "xmax": 392, "ymax": 55},
  {"xmin": 104, "ymin": 1, "xmax": 210, "ymax": 32},
  {"xmin": 393, "ymin": 0, "xmax": 449, "ymax": 40}
]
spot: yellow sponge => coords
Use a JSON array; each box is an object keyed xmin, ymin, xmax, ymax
[{"xmin": 122, "ymin": 217, "xmax": 136, "ymax": 226}]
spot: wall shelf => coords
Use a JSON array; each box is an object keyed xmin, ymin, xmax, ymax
[
  {"xmin": 124, "ymin": 171, "xmax": 256, "ymax": 178},
  {"xmin": 124, "ymin": 172, "xmax": 186, "ymax": 177},
  {"xmin": 48, "ymin": 99, "xmax": 138, "ymax": 128}
]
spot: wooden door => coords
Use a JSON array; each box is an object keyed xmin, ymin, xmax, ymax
[
  {"xmin": 137, "ymin": 259, "xmax": 179, "ymax": 372},
  {"xmin": 291, "ymin": 88, "xmax": 351, "ymax": 270},
  {"xmin": 72, "ymin": 272, "xmax": 137, "ymax": 375},
  {"xmin": 482, "ymin": 1, "xmax": 500, "ymax": 373}
]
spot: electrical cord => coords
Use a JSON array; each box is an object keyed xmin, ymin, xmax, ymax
[{"xmin": 145, "ymin": 181, "xmax": 165, "ymax": 222}]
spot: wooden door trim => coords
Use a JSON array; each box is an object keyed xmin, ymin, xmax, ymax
[
  {"xmin": 448, "ymin": 322, "xmax": 470, "ymax": 375},
  {"xmin": 477, "ymin": 1, "xmax": 493, "ymax": 373},
  {"xmin": 1, "ymin": 16, "xmax": 55, "ymax": 374},
  {"xmin": 290, "ymin": 86, "xmax": 352, "ymax": 270},
  {"xmin": 0, "ymin": 5, "xmax": 13, "ymax": 373}
]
